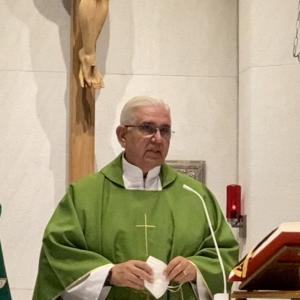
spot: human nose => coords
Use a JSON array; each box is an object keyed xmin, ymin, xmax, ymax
[{"xmin": 151, "ymin": 128, "xmax": 163, "ymax": 142}]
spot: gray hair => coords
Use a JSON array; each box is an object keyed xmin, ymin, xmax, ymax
[{"xmin": 120, "ymin": 96, "xmax": 170, "ymax": 125}]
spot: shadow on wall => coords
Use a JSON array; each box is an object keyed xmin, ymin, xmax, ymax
[
  {"xmin": 4, "ymin": 0, "xmax": 111, "ymax": 202},
  {"xmin": 32, "ymin": 0, "xmax": 71, "ymax": 203},
  {"xmin": 33, "ymin": 0, "xmax": 112, "ymax": 193},
  {"xmin": 5, "ymin": 0, "xmax": 136, "ymax": 187},
  {"xmin": 73, "ymin": 0, "xmax": 134, "ymax": 169},
  {"xmin": 94, "ymin": 0, "xmax": 134, "ymax": 169}
]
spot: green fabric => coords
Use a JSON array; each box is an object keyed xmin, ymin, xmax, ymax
[
  {"xmin": 0, "ymin": 243, "xmax": 12, "ymax": 300},
  {"xmin": 0, "ymin": 205, "xmax": 12, "ymax": 300},
  {"xmin": 33, "ymin": 155, "xmax": 239, "ymax": 300}
]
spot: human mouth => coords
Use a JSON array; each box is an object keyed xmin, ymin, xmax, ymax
[{"xmin": 146, "ymin": 149, "xmax": 161, "ymax": 156}]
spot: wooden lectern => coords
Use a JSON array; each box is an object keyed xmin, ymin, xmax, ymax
[
  {"xmin": 231, "ymin": 290, "xmax": 300, "ymax": 300},
  {"xmin": 231, "ymin": 246, "xmax": 300, "ymax": 300}
]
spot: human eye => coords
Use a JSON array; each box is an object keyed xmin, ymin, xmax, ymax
[
  {"xmin": 140, "ymin": 124, "xmax": 156, "ymax": 135},
  {"xmin": 160, "ymin": 126, "xmax": 171, "ymax": 137}
]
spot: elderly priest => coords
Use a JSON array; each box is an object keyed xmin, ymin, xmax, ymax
[{"xmin": 33, "ymin": 96, "xmax": 239, "ymax": 300}]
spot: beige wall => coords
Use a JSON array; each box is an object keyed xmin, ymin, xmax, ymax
[
  {"xmin": 95, "ymin": 0, "xmax": 238, "ymax": 200},
  {"xmin": 0, "ymin": 1, "xmax": 70, "ymax": 299},
  {"xmin": 0, "ymin": 1, "xmax": 238, "ymax": 299},
  {"xmin": 239, "ymin": 0, "xmax": 300, "ymax": 252},
  {"xmin": 4, "ymin": 0, "xmax": 300, "ymax": 298}
]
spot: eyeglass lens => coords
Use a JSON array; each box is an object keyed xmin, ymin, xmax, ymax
[{"xmin": 139, "ymin": 124, "xmax": 171, "ymax": 137}]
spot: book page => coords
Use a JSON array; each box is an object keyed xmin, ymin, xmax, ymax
[{"xmin": 253, "ymin": 222, "xmax": 300, "ymax": 257}]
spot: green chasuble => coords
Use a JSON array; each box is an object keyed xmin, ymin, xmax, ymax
[
  {"xmin": 33, "ymin": 155, "xmax": 239, "ymax": 300},
  {"xmin": 0, "ymin": 205, "xmax": 12, "ymax": 300},
  {"xmin": 0, "ymin": 242, "xmax": 11, "ymax": 300}
]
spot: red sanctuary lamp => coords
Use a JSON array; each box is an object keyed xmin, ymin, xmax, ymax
[{"xmin": 226, "ymin": 184, "xmax": 244, "ymax": 228}]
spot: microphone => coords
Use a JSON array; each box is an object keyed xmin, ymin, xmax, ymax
[{"xmin": 183, "ymin": 184, "xmax": 228, "ymax": 300}]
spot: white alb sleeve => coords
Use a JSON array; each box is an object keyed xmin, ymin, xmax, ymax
[
  {"xmin": 63, "ymin": 263, "xmax": 114, "ymax": 300},
  {"xmin": 189, "ymin": 261, "xmax": 212, "ymax": 300}
]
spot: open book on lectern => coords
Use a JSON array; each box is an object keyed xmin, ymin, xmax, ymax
[{"xmin": 229, "ymin": 222, "xmax": 300, "ymax": 290}]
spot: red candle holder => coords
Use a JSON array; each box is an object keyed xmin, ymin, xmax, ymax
[{"xmin": 226, "ymin": 184, "xmax": 244, "ymax": 229}]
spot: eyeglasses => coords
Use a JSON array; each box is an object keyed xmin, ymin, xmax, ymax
[{"xmin": 124, "ymin": 123, "xmax": 174, "ymax": 138}]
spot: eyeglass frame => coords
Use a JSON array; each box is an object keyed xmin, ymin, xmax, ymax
[{"xmin": 123, "ymin": 123, "xmax": 174, "ymax": 138}]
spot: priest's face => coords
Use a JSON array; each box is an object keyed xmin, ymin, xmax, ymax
[{"xmin": 117, "ymin": 105, "xmax": 171, "ymax": 174}]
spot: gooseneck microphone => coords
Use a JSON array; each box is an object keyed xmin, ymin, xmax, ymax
[{"xmin": 182, "ymin": 184, "xmax": 227, "ymax": 295}]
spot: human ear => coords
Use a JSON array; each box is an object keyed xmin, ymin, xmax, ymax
[{"xmin": 116, "ymin": 126, "xmax": 126, "ymax": 148}]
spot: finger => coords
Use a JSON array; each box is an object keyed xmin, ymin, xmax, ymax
[
  {"xmin": 93, "ymin": 72, "xmax": 104, "ymax": 89},
  {"xmin": 164, "ymin": 256, "xmax": 182, "ymax": 275},
  {"xmin": 118, "ymin": 276, "xmax": 144, "ymax": 290},
  {"xmin": 166, "ymin": 263, "xmax": 183, "ymax": 281},
  {"xmin": 127, "ymin": 275, "xmax": 145, "ymax": 290},
  {"xmin": 111, "ymin": 266, "xmax": 144, "ymax": 288},
  {"xmin": 133, "ymin": 260, "xmax": 153, "ymax": 275},
  {"xmin": 186, "ymin": 262, "xmax": 197, "ymax": 282},
  {"xmin": 165, "ymin": 257, "xmax": 186, "ymax": 280},
  {"xmin": 173, "ymin": 269, "xmax": 189, "ymax": 284},
  {"xmin": 174, "ymin": 264, "xmax": 197, "ymax": 283},
  {"xmin": 132, "ymin": 265, "xmax": 153, "ymax": 282},
  {"xmin": 127, "ymin": 282, "xmax": 145, "ymax": 290},
  {"xmin": 92, "ymin": 82, "xmax": 102, "ymax": 89},
  {"xmin": 132, "ymin": 267, "xmax": 152, "ymax": 282}
]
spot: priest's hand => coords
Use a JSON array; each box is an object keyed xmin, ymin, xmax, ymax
[
  {"xmin": 164, "ymin": 256, "xmax": 196, "ymax": 284},
  {"xmin": 110, "ymin": 260, "xmax": 153, "ymax": 290}
]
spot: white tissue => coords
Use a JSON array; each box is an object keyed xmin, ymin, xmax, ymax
[{"xmin": 144, "ymin": 256, "xmax": 169, "ymax": 299}]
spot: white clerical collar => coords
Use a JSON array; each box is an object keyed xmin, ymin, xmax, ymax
[{"xmin": 122, "ymin": 155, "xmax": 162, "ymax": 191}]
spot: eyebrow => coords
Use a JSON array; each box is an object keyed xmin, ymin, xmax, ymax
[{"xmin": 141, "ymin": 122, "xmax": 171, "ymax": 127}]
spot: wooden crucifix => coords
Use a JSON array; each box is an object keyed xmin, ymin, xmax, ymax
[{"xmin": 69, "ymin": 0, "xmax": 109, "ymax": 183}]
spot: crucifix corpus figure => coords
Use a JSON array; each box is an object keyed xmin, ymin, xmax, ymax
[{"xmin": 78, "ymin": 0, "xmax": 109, "ymax": 89}]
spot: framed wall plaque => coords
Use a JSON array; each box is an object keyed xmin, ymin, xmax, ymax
[{"xmin": 166, "ymin": 160, "xmax": 206, "ymax": 183}]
